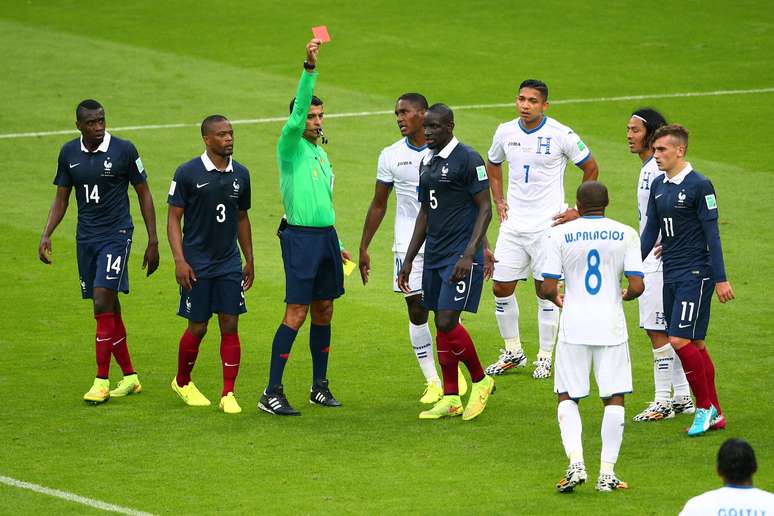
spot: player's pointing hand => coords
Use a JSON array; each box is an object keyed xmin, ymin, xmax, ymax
[{"xmin": 38, "ymin": 235, "xmax": 53, "ymax": 264}]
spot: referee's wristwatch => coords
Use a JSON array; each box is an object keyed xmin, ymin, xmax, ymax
[{"xmin": 303, "ymin": 61, "xmax": 316, "ymax": 71}]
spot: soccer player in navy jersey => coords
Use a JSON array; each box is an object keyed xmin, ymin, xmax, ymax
[
  {"xmin": 39, "ymin": 99, "xmax": 159, "ymax": 404},
  {"xmin": 641, "ymin": 124, "xmax": 735, "ymax": 437},
  {"xmin": 167, "ymin": 115, "xmax": 253, "ymax": 415},
  {"xmin": 398, "ymin": 104, "xmax": 495, "ymax": 421}
]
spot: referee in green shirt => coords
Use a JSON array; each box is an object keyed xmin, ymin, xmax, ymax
[{"xmin": 259, "ymin": 38, "xmax": 352, "ymax": 416}]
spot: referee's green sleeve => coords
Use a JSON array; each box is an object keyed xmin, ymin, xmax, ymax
[{"xmin": 278, "ymin": 70, "xmax": 317, "ymax": 156}]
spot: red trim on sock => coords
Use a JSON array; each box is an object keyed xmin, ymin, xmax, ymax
[
  {"xmin": 176, "ymin": 329, "xmax": 202, "ymax": 387},
  {"xmin": 446, "ymin": 323, "xmax": 485, "ymax": 383},
  {"xmin": 220, "ymin": 333, "xmax": 241, "ymax": 396}
]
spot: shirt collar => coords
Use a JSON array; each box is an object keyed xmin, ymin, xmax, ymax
[
  {"xmin": 80, "ymin": 131, "xmax": 111, "ymax": 153},
  {"xmin": 200, "ymin": 151, "xmax": 234, "ymax": 172},
  {"xmin": 424, "ymin": 137, "xmax": 459, "ymax": 164},
  {"xmin": 663, "ymin": 162, "xmax": 693, "ymax": 184}
]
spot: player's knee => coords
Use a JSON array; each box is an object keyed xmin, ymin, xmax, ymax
[
  {"xmin": 283, "ymin": 304, "xmax": 309, "ymax": 330},
  {"xmin": 219, "ymin": 316, "xmax": 238, "ymax": 335},
  {"xmin": 406, "ymin": 296, "xmax": 428, "ymax": 325},
  {"xmin": 188, "ymin": 321, "xmax": 208, "ymax": 339},
  {"xmin": 492, "ymin": 281, "xmax": 515, "ymax": 298},
  {"xmin": 434, "ymin": 315, "xmax": 457, "ymax": 334},
  {"xmin": 310, "ymin": 302, "xmax": 333, "ymax": 325},
  {"xmin": 92, "ymin": 288, "xmax": 116, "ymax": 314}
]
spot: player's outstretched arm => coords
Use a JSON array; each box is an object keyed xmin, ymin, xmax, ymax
[
  {"xmin": 486, "ymin": 161, "xmax": 508, "ymax": 223},
  {"xmin": 167, "ymin": 205, "xmax": 196, "ymax": 291},
  {"xmin": 39, "ymin": 186, "xmax": 72, "ymax": 264},
  {"xmin": 237, "ymin": 210, "xmax": 255, "ymax": 291},
  {"xmin": 622, "ymin": 274, "xmax": 645, "ymax": 301},
  {"xmin": 278, "ymin": 39, "xmax": 322, "ymax": 154},
  {"xmin": 399, "ymin": 204, "xmax": 428, "ymax": 293},
  {"xmin": 358, "ymin": 181, "xmax": 392, "ymax": 285},
  {"xmin": 452, "ymin": 189, "xmax": 492, "ymax": 283},
  {"xmin": 133, "ymin": 182, "xmax": 160, "ymax": 276}
]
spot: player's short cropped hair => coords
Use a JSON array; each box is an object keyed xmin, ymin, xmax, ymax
[
  {"xmin": 631, "ymin": 108, "xmax": 667, "ymax": 148},
  {"xmin": 717, "ymin": 439, "xmax": 757, "ymax": 484},
  {"xmin": 427, "ymin": 103, "xmax": 454, "ymax": 123},
  {"xmin": 289, "ymin": 96, "xmax": 323, "ymax": 114},
  {"xmin": 519, "ymin": 79, "xmax": 549, "ymax": 101},
  {"xmin": 653, "ymin": 124, "xmax": 689, "ymax": 151},
  {"xmin": 201, "ymin": 114, "xmax": 229, "ymax": 136},
  {"xmin": 397, "ymin": 93, "xmax": 428, "ymax": 110},
  {"xmin": 76, "ymin": 99, "xmax": 103, "ymax": 120},
  {"xmin": 576, "ymin": 180, "xmax": 608, "ymax": 211}
]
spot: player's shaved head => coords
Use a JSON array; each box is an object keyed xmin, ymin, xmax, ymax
[
  {"xmin": 201, "ymin": 114, "xmax": 229, "ymax": 136},
  {"xmin": 717, "ymin": 439, "xmax": 757, "ymax": 485},
  {"xmin": 397, "ymin": 93, "xmax": 428, "ymax": 110},
  {"xmin": 76, "ymin": 99, "xmax": 103, "ymax": 121},
  {"xmin": 427, "ymin": 103, "xmax": 454, "ymax": 124},
  {"xmin": 576, "ymin": 181, "xmax": 609, "ymax": 215}
]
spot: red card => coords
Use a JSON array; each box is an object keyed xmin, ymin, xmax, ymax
[{"xmin": 312, "ymin": 25, "xmax": 331, "ymax": 43}]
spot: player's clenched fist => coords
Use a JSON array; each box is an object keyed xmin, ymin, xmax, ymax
[{"xmin": 306, "ymin": 39, "xmax": 321, "ymax": 64}]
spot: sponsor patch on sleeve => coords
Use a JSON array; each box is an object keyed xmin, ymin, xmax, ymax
[
  {"xmin": 577, "ymin": 141, "xmax": 587, "ymax": 152},
  {"xmin": 168, "ymin": 180, "xmax": 176, "ymax": 196},
  {"xmin": 705, "ymin": 194, "xmax": 717, "ymax": 210},
  {"xmin": 476, "ymin": 165, "xmax": 487, "ymax": 181},
  {"xmin": 135, "ymin": 157, "xmax": 145, "ymax": 174}
]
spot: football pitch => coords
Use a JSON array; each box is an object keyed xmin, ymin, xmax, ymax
[{"xmin": 1, "ymin": 1, "xmax": 773, "ymax": 514}]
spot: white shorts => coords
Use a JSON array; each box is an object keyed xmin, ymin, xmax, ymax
[
  {"xmin": 492, "ymin": 228, "xmax": 549, "ymax": 282},
  {"xmin": 394, "ymin": 252, "xmax": 424, "ymax": 296},
  {"xmin": 638, "ymin": 270, "xmax": 667, "ymax": 331},
  {"xmin": 554, "ymin": 341, "xmax": 632, "ymax": 399}
]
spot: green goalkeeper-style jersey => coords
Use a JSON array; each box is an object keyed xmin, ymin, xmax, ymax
[{"xmin": 277, "ymin": 70, "xmax": 336, "ymax": 228}]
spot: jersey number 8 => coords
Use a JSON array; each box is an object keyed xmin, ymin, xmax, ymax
[{"xmin": 585, "ymin": 249, "xmax": 602, "ymax": 295}]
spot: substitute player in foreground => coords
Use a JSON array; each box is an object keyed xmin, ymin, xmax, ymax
[
  {"xmin": 398, "ymin": 104, "xmax": 495, "ymax": 421},
  {"xmin": 168, "ymin": 115, "xmax": 253, "ymax": 414},
  {"xmin": 627, "ymin": 108, "xmax": 694, "ymax": 422},
  {"xmin": 359, "ymin": 93, "xmax": 467, "ymax": 404},
  {"xmin": 486, "ymin": 79, "xmax": 599, "ymax": 380},
  {"xmin": 641, "ymin": 124, "xmax": 734, "ymax": 436},
  {"xmin": 260, "ymin": 38, "xmax": 351, "ymax": 416},
  {"xmin": 540, "ymin": 181, "xmax": 644, "ymax": 492},
  {"xmin": 39, "ymin": 99, "xmax": 159, "ymax": 403}
]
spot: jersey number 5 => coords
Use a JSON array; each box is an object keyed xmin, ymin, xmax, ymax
[{"xmin": 429, "ymin": 189, "xmax": 438, "ymax": 209}]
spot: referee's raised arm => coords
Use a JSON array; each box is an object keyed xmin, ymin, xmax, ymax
[{"xmin": 278, "ymin": 39, "xmax": 321, "ymax": 153}]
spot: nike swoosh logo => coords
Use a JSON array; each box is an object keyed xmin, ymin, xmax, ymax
[
  {"xmin": 678, "ymin": 323, "xmax": 691, "ymax": 328},
  {"xmin": 96, "ymin": 337, "xmax": 111, "ymax": 342},
  {"xmin": 112, "ymin": 337, "xmax": 126, "ymax": 347},
  {"xmin": 224, "ymin": 362, "xmax": 240, "ymax": 367},
  {"xmin": 69, "ymin": 163, "xmax": 80, "ymax": 168},
  {"xmin": 196, "ymin": 182, "xmax": 209, "ymax": 188},
  {"xmin": 106, "ymin": 275, "xmax": 118, "ymax": 280},
  {"xmin": 655, "ymin": 194, "xmax": 663, "ymax": 199},
  {"xmin": 454, "ymin": 295, "xmax": 465, "ymax": 301}
]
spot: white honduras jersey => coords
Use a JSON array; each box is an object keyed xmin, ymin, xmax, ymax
[
  {"xmin": 543, "ymin": 216, "xmax": 643, "ymax": 346},
  {"xmin": 376, "ymin": 138, "xmax": 430, "ymax": 252},
  {"xmin": 637, "ymin": 155, "xmax": 664, "ymax": 273},
  {"xmin": 679, "ymin": 486, "xmax": 774, "ymax": 516},
  {"xmin": 488, "ymin": 116, "xmax": 591, "ymax": 233}
]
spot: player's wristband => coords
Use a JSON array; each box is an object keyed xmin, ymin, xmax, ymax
[{"xmin": 303, "ymin": 61, "xmax": 316, "ymax": 71}]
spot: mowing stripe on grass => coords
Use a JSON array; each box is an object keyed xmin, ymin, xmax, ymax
[
  {"xmin": 0, "ymin": 475, "xmax": 155, "ymax": 516},
  {"xmin": 2, "ymin": 87, "xmax": 773, "ymax": 140}
]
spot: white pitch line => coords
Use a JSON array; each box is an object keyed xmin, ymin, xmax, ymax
[
  {"xmin": 2, "ymin": 86, "xmax": 773, "ymax": 140},
  {"xmin": 0, "ymin": 474, "xmax": 155, "ymax": 516}
]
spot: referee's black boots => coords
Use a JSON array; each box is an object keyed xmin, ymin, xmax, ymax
[
  {"xmin": 258, "ymin": 384, "xmax": 301, "ymax": 416},
  {"xmin": 310, "ymin": 378, "xmax": 342, "ymax": 407}
]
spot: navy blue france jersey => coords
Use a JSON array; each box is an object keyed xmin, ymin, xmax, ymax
[
  {"xmin": 642, "ymin": 166, "xmax": 725, "ymax": 283},
  {"xmin": 53, "ymin": 133, "xmax": 146, "ymax": 243},
  {"xmin": 168, "ymin": 153, "xmax": 251, "ymax": 278},
  {"xmin": 418, "ymin": 138, "xmax": 489, "ymax": 268}
]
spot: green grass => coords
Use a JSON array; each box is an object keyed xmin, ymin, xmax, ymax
[{"xmin": 1, "ymin": 1, "xmax": 773, "ymax": 514}]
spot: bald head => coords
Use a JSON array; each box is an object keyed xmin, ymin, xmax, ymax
[{"xmin": 576, "ymin": 181, "xmax": 609, "ymax": 216}]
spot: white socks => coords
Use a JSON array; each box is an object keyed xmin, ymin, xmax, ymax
[
  {"xmin": 409, "ymin": 322, "xmax": 439, "ymax": 382},
  {"xmin": 558, "ymin": 400, "xmax": 583, "ymax": 462},
  {"xmin": 672, "ymin": 351, "xmax": 690, "ymax": 397},
  {"xmin": 601, "ymin": 405, "xmax": 625, "ymax": 466},
  {"xmin": 538, "ymin": 297, "xmax": 559, "ymax": 355},
  {"xmin": 495, "ymin": 295, "xmax": 522, "ymax": 352},
  {"xmin": 652, "ymin": 344, "xmax": 674, "ymax": 402}
]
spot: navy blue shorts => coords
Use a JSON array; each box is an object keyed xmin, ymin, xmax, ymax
[
  {"xmin": 663, "ymin": 276, "xmax": 714, "ymax": 340},
  {"xmin": 76, "ymin": 235, "xmax": 132, "ymax": 299},
  {"xmin": 280, "ymin": 225, "xmax": 344, "ymax": 305},
  {"xmin": 421, "ymin": 262, "xmax": 483, "ymax": 313},
  {"xmin": 178, "ymin": 272, "xmax": 246, "ymax": 321}
]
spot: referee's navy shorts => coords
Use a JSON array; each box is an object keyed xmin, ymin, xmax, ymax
[
  {"xmin": 663, "ymin": 275, "xmax": 714, "ymax": 340},
  {"xmin": 421, "ymin": 262, "xmax": 483, "ymax": 313},
  {"xmin": 280, "ymin": 225, "xmax": 344, "ymax": 305}
]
